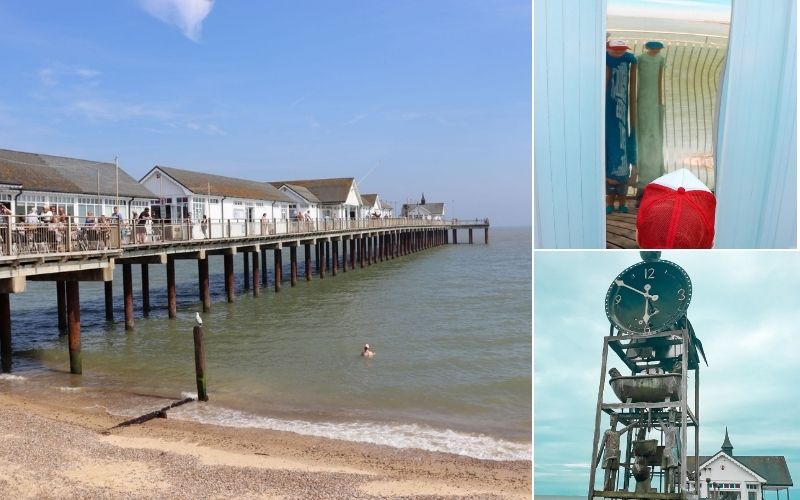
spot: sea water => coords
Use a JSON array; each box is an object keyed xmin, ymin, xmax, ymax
[{"xmin": 1, "ymin": 227, "xmax": 531, "ymax": 461}]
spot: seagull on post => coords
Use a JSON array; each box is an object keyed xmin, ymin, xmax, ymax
[{"xmin": 195, "ymin": 312, "xmax": 203, "ymax": 326}]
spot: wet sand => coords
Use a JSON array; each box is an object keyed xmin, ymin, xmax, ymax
[{"xmin": 0, "ymin": 392, "xmax": 531, "ymax": 499}]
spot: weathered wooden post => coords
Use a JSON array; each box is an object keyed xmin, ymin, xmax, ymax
[
  {"xmin": 325, "ymin": 241, "xmax": 331, "ymax": 271},
  {"xmin": 469, "ymin": 228, "xmax": 473, "ymax": 244},
  {"xmin": 141, "ymin": 264, "xmax": 150, "ymax": 315},
  {"xmin": 485, "ymin": 227, "xmax": 489, "ymax": 244},
  {"xmin": 123, "ymin": 263, "xmax": 134, "ymax": 331},
  {"xmin": 104, "ymin": 281, "xmax": 114, "ymax": 321},
  {"xmin": 198, "ymin": 257, "xmax": 210, "ymax": 312},
  {"xmin": 452, "ymin": 228, "xmax": 458, "ymax": 244},
  {"xmin": 318, "ymin": 242, "xmax": 325, "ymax": 279},
  {"xmin": 57, "ymin": 280, "xmax": 68, "ymax": 330},
  {"xmin": 243, "ymin": 252, "xmax": 250, "ymax": 290},
  {"xmin": 341, "ymin": 237, "xmax": 348, "ymax": 272},
  {"xmin": 261, "ymin": 248, "xmax": 268, "ymax": 286},
  {"xmin": 224, "ymin": 253, "xmax": 234, "ymax": 302},
  {"xmin": 66, "ymin": 280, "xmax": 81, "ymax": 374},
  {"xmin": 360, "ymin": 236, "xmax": 366, "ymax": 268},
  {"xmin": 350, "ymin": 238, "xmax": 357, "ymax": 269},
  {"xmin": 252, "ymin": 249, "xmax": 261, "ymax": 297},
  {"xmin": 304, "ymin": 243, "xmax": 312, "ymax": 281},
  {"xmin": 290, "ymin": 245, "xmax": 298, "ymax": 286},
  {"xmin": 193, "ymin": 324, "xmax": 208, "ymax": 402},
  {"xmin": 315, "ymin": 243, "xmax": 321, "ymax": 274},
  {"xmin": 329, "ymin": 240, "xmax": 336, "ymax": 276},
  {"xmin": 167, "ymin": 256, "xmax": 177, "ymax": 318},
  {"xmin": 0, "ymin": 293, "xmax": 11, "ymax": 373},
  {"xmin": 274, "ymin": 247, "xmax": 283, "ymax": 291}
]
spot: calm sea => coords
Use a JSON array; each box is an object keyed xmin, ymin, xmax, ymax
[{"xmin": 1, "ymin": 227, "xmax": 531, "ymax": 461}]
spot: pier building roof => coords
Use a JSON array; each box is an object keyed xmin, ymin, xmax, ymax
[
  {"xmin": 270, "ymin": 178, "xmax": 361, "ymax": 205},
  {"xmin": 401, "ymin": 202, "xmax": 445, "ymax": 217},
  {"xmin": 0, "ymin": 148, "xmax": 155, "ymax": 198},
  {"xmin": 280, "ymin": 184, "xmax": 320, "ymax": 203},
  {"xmin": 143, "ymin": 166, "xmax": 293, "ymax": 203},
  {"xmin": 688, "ymin": 431, "xmax": 794, "ymax": 487}
]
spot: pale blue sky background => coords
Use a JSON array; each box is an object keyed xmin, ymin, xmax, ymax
[
  {"xmin": 608, "ymin": 0, "xmax": 731, "ymax": 21},
  {"xmin": 534, "ymin": 251, "xmax": 799, "ymax": 496},
  {"xmin": 0, "ymin": 0, "xmax": 531, "ymax": 226}
]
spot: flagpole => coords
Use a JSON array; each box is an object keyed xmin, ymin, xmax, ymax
[{"xmin": 115, "ymin": 156, "xmax": 119, "ymax": 208}]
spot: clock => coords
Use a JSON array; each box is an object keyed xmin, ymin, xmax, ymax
[{"xmin": 605, "ymin": 259, "xmax": 692, "ymax": 334}]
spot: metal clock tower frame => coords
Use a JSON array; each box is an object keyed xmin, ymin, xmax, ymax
[{"xmin": 588, "ymin": 255, "xmax": 703, "ymax": 499}]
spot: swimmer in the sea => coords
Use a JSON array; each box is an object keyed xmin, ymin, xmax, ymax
[{"xmin": 362, "ymin": 343, "xmax": 375, "ymax": 357}]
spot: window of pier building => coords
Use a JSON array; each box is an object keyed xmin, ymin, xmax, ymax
[{"xmin": 15, "ymin": 194, "xmax": 47, "ymax": 216}]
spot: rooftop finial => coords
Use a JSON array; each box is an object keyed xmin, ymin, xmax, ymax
[{"xmin": 421, "ymin": 192, "xmax": 426, "ymax": 204}]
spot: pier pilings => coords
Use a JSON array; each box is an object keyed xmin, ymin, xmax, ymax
[{"xmin": 1, "ymin": 221, "xmax": 482, "ymax": 376}]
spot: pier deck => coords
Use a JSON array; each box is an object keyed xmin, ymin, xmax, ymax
[{"xmin": 606, "ymin": 207, "xmax": 639, "ymax": 249}]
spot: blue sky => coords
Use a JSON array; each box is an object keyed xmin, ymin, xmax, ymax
[
  {"xmin": 0, "ymin": 1, "xmax": 531, "ymax": 226},
  {"xmin": 534, "ymin": 251, "xmax": 799, "ymax": 496}
]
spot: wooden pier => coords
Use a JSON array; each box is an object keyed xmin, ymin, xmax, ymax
[{"xmin": 0, "ymin": 217, "xmax": 489, "ymax": 375}]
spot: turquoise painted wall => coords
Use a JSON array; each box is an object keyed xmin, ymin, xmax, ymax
[
  {"xmin": 534, "ymin": 0, "xmax": 606, "ymax": 249},
  {"xmin": 714, "ymin": 0, "xmax": 797, "ymax": 248}
]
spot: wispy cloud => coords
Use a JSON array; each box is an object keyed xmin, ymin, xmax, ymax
[
  {"xmin": 68, "ymin": 98, "xmax": 175, "ymax": 122},
  {"xmin": 138, "ymin": 0, "xmax": 215, "ymax": 42},
  {"xmin": 341, "ymin": 113, "xmax": 369, "ymax": 126},
  {"xmin": 186, "ymin": 121, "xmax": 225, "ymax": 135},
  {"xmin": 38, "ymin": 64, "xmax": 101, "ymax": 88}
]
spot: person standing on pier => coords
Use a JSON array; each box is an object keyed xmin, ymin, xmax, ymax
[{"xmin": 605, "ymin": 39, "xmax": 637, "ymax": 215}]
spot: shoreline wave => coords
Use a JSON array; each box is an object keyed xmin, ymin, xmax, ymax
[{"xmin": 165, "ymin": 401, "xmax": 531, "ymax": 462}]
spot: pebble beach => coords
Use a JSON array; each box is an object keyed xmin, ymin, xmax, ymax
[{"xmin": 0, "ymin": 391, "xmax": 531, "ymax": 499}]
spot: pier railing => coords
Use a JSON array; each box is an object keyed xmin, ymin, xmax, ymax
[
  {"xmin": 0, "ymin": 214, "xmax": 121, "ymax": 257},
  {"xmin": 1, "ymin": 214, "xmax": 481, "ymax": 258}
]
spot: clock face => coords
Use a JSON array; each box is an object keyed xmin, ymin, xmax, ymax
[{"xmin": 605, "ymin": 260, "xmax": 692, "ymax": 334}]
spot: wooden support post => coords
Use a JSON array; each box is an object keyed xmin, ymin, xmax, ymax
[
  {"xmin": 0, "ymin": 293, "xmax": 11, "ymax": 373},
  {"xmin": 469, "ymin": 228, "xmax": 473, "ymax": 244},
  {"xmin": 304, "ymin": 243, "xmax": 312, "ymax": 281},
  {"xmin": 360, "ymin": 237, "xmax": 365, "ymax": 268},
  {"xmin": 315, "ymin": 243, "xmax": 321, "ymax": 274},
  {"xmin": 261, "ymin": 248, "xmax": 268, "ymax": 286},
  {"xmin": 342, "ymin": 238, "xmax": 348, "ymax": 272},
  {"xmin": 365, "ymin": 236, "xmax": 371, "ymax": 266},
  {"xmin": 224, "ymin": 254, "xmax": 234, "ymax": 302},
  {"xmin": 317, "ymin": 241, "xmax": 325, "ymax": 279},
  {"xmin": 331, "ymin": 241, "xmax": 338, "ymax": 277},
  {"xmin": 104, "ymin": 281, "xmax": 114, "ymax": 322},
  {"xmin": 290, "ymin": 246, "xmax": 298, "ymax": 286},
  {"xmin": 123, "ymin": 263, "xmax": 134, "ymax": 331},
  {"xmin": 252, "ymin": 251, "xmax": 261, "ymax": 297},
  {"xmin": 57, "ymin": 280, "xmax": 68, "ymax": 330},
  {"xmin": 452, "ymin": 228, "xmax": 457, "ymax": 244},
  {"xmin": 193, "ymin": 325, "xmax": 208, "ymax": 401},
  {"xmin": 350, "ymin": 238, "xmax": 356, "ymax": 269},
  {"xmin": 274, "ymin": 248, "xmax": 283, "ymax": 291},
  {"xmin": 243, "ymin": 252, "xmax": 250, "ymax": 290},
  {"xmin": 485, "ymin": 227, "xmax": 489, "ymax": 244},
  {"xmin": 325, "ymin": 241, "xmax": 331, "ymax": 271},
  {"xmin": 66, "ymin": 280, "xmax": 81, "ymax": 374},
  {"xmin": 141, "ymin": 264, "xmax": 150, "ymax": 315},
  {"xmin": 167, "ymin": 256, "xmax": 177, "ymax": 318},
  {"xmin": 374, "ymin": 235, "xmax": 379, "ymax": 262},
  {"xmin": 198, "ymin": 257, "xmax": 210, "ymax": 312}
]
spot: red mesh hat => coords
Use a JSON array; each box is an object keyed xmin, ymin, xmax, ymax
[{"xmin": 636, "ymin": 169, "xmax": 716, "ymax": 249}]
